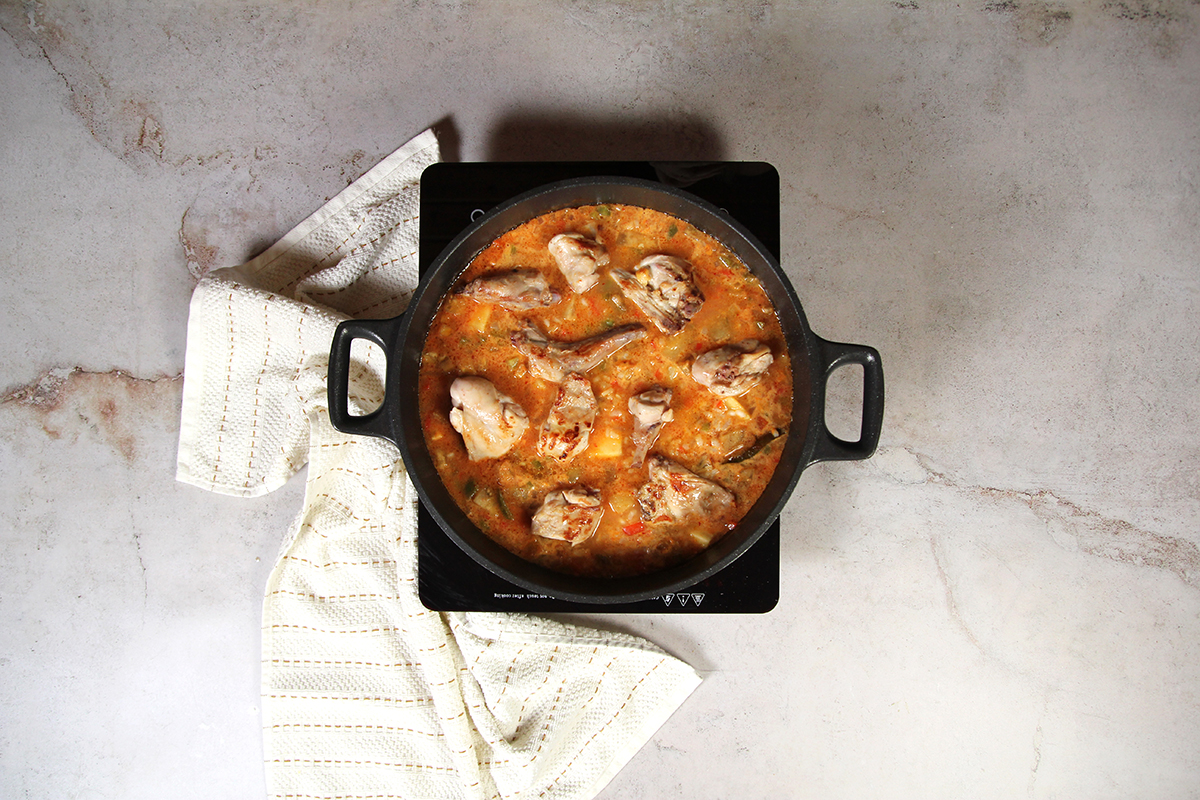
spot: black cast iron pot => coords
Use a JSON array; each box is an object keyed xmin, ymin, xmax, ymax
[{"xmin": 328, "ymin": 176, "xmax": 883, "ymax": 604}]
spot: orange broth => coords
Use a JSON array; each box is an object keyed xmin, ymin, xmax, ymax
[{"xmin": 417, "ymin": 204, "xmax": 792, "ymax": 578}]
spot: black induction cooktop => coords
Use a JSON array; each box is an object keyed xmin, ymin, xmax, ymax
[{"xmin": 416, "ymin": 160, "xmax": 781, "ymax": 613}]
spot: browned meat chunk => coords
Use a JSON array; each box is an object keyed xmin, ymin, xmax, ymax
[
  {"xmin": 459, "ymin": 269, "xmax": 561, "ymax": 311},
  {"xmin": 611, "ymin": 254, "xmax": 704, "ymax": 333},
  {"xmin": 448, "ymin": 376, "xmax": 529, "ymax": 461},
  {"xmin": 548, "ymin": 233, "xmax": 609, "ymax": 293},
  {"xmin": 531, "ymin": 486, "xmax": 604, "ymax": 544},
  {"xmin": 691, "ymin": 339, "xmax": 774, "ymax": 396},
  {"xmin": 627, "ymin": 386, "xmax": 673, "ymax": 468},
  {"xmin": 537, "ymin": 373, "xmax": 597, "ymax": 461},
  {"xmin": 636, "ymin": 455, "xmax": 735, "ymax": 523},
  {"xmin": 510, "ymin": 321, "xmax": 646, "ymax": 383}
]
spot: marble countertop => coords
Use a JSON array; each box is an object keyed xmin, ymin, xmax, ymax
[{"xmin": 2, "ymin": 2, "xmax": 1198, "ymax": 798}]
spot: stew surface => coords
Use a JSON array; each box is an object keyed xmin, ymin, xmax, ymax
[{"xmin": 417, "ymin": 203, "xmax": 792, "ymax": 578}]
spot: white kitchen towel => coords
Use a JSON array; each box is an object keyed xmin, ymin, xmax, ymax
[{"xmin": 175, "ymin": 129, "xmax": 702, "ymax": 800}]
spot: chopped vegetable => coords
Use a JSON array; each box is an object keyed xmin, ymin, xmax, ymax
[
  {"xmin": 466, "ymin": 302, "xmax": 492, "ymax": 334},
  {"xmin": 708, "ymin": 315, "xmax": 732, "ymax": 342},
  {"xmin": 471, "ymin": 487, "xmax": 501, "ymax": 516},
  {"xmin": 589, "ymin": 427, "xmax": 623, "ymax": 458},
  {"xmin": 722, "ymin": 397, "xmax": 751, "ymax": 419},
  {"xmin": 608, "ymin": 492, "xmax": 636, "ymax": 516}
]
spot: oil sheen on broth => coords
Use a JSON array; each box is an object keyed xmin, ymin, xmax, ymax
[{"xmin": 417, "ymin": 204, "xmax": 792, "ymax": 578}]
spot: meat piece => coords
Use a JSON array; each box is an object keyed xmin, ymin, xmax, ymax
[
  {"xmin": 510, "ymin": 322, "xmax": 646, "ymax": 383},
  {"xmin": 627, "ymin": 386, "xmax": 673, "ymax": 468},
  {"xmin": 538, "ymin": 373, "xmax": 597, "ymax": 461},
  {"xmin": 691, "ymin": 339, "xmax": 774, "ymax": 396},
  {"xmin": 636, "ymin": 456, "xmax": 735, "ymax": 524},
  {"xmin": 448, "ymin": 376, "xmax": 529, "ymax": 461},
  {"xmin": 548, "ymin": 233, "xmax": 609, "ymax": 293},
  {"xmin": 531, "ymin": 486, "xmax": 604, "ymax": 545},
  {"xmin": 610, "ymin": 254, "xmax": 704, "ymax": 333},
  {"xmin": 459, "ymin": 269, "xmax": 561, "ymax": 311}
]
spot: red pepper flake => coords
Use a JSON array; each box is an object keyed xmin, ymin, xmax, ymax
[{"xmin": 622, "ymin": 521, "xmax": 646, "ymax": 536}]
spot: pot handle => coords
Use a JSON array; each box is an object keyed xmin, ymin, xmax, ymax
[
  {"xmin": 327, "ymin": 317, "xmax": 403, "ymax": 443},
  {"xmin": 809, "ymin": 337, "xmax": 884, "ymax": 463}
]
